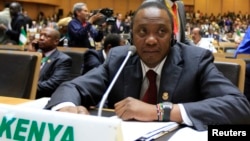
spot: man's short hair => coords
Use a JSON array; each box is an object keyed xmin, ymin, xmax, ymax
[
  {"xmin": 131, "ymin": 1, "xmax": 173, "ymax": 32},
  {"xmin": 103, "ymin": 34, "xmax": 122, "ymax": 49},
  {"xmin": 72, "ymin": 2, "xmax": 86, "ymax": 17}
]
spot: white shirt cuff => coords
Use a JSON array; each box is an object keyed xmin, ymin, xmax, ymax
[
  {"xmin": 51, "ymin": 102, "xmax": 76, "ymax": 111},
  {"xmin": 178, "ymin": 104, "xmax": 193, "ymax": 126}
]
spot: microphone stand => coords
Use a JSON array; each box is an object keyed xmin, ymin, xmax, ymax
[{"xmin": 97, "ymin": 50, "xmax": 134, "ymax": 117}]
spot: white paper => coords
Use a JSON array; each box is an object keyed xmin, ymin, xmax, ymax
[
  {"xmin": 18, "ymin": 97, "xmax": 50, "ymax": 109},
  {"xmin": 169, "ymin": 127, "xmax": 208, "ymax": 141},
  {"xmin": 121, "ymin": 120, "xmax": 179, "ymax": 141}
]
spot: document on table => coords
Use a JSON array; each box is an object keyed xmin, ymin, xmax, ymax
[
  {"xmin": 118, "ymin": 118, "xmax": 179, "ymax": 141},
  {"xmin": 168, "ymin": 127, "xmax": 208, "ymax": 141},
  {"xmin": 18, "ymin": 97, "xmax": 50, "ymax": 109}
]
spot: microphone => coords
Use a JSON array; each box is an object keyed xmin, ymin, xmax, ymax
[{"xmin": 97, "ymin": 46, "xmax": 137, "ymax": 116}]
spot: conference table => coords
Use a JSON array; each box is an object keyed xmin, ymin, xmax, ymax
[
  {"xmin": 0, "ymin": 96, "xmax": 32, "ymax": 105},
  {"xmin": 0, "ymin": 96, "xmax": 188, "ymax": 141}
]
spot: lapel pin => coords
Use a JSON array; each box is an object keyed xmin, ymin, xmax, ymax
[{"xmin": 162, "ymin": 92, "xmax": 169, "ymax": 100}]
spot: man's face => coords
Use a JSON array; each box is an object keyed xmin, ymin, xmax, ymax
[
  {"xmin": 78, "ymin": 5, "xmax": 89, "ymax": 21},
  {"xmin": 132, "ymin": 7, "xmax": 172, "ymax": 68},
  {"xmin": 38, "ymin": 28, "xmax": 58, "ymax": 51},
  {"xmin": 9, "ymin": 3, "xmax": 19, "ymax": 17},
  {"xmin": 191, "ymin": 28, "xmax": 201, "ymax": 44}
]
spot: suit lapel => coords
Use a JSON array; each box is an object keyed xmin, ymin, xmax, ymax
[
  {"xmin": 123, "ymin": 56, "xmax": 142, "ymax": 99},
  {"xmin": 158, "ymin": 45, "xmax": 183, "ymax": 102},
  {"xmin": 39, "ymin": 50, "xmax": 59, "ymax": 79}
]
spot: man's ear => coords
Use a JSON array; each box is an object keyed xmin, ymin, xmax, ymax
[
  {"xmin": 105, "ymin": 44, "xmax": 112, "ymax": 52},
  {"xmin": 130, "ymin": 33, "xmax": 133, "ymax": 45}
]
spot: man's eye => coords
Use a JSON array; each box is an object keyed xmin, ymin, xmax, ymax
[
  {"xmin": 138, "ymin": 29, "xmax": 146, "ymax": 36},
  {"xmin": 159, "ymin": 29, "xmax": 166, "ymax": 34}
]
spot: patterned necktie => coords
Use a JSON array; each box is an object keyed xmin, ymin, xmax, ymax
[
  {"xmin": 142, "ymin": 70, "xmax": 157, "ymax": 104},
  {"xmin": 172, "ymin": 3, "xmax": 179, "ymax": 35}
]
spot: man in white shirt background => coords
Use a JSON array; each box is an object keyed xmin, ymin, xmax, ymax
[{"xmin": 191, "ymin": 27, "xmax": 217, "ymax": 53}]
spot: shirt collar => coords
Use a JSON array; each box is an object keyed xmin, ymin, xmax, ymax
[
  {"xmin": 140, "ymin": 57, "xmax": 167, "ymax": 77},
  {"xmin": 102, "ymin": 49, "xmax": 107, "ymax": 60},
  {"xmin": 44, "ymin": 48, "xmax": 56, "ymax": 57}
]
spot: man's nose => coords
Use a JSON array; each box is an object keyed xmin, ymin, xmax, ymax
[{"xmin": 145, "ymin": 34, "xmax": 157, "ymax": 45}]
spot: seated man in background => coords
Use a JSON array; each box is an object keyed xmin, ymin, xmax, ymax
[
  {"xmin": 82, "ymin": 33, "xmax": 125, "ymax": 75},
  {"xmin": 191, "ymin": 27, "xmax": 218, "ymax": 53},
  {"xmin": 28, "ymin": 27, "xmax": 72, "ymax": 99},
  {"xmin": 45, "ymin": 1, "xmax": 250, "ymax": 131}
]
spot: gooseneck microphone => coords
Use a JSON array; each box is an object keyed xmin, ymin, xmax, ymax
[{"xmin": 98, "ymin": 46, "xmax": 137, "ymax": 117}]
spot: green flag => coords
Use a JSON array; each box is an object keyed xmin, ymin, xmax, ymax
[
  {"xmin": 236, "ymin": 29, "xmax": 241, "ymax": 37},
  {"xmin": 19, "ymin": 27, "xmax": 27, "ymax": 46}
]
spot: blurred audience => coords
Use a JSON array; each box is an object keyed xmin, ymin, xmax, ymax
[
  {"xmin": 0, "ymin": 2, "xmax": 12, "ymax": 44},
  {"xmin": 0, "ymin": 2, "xmax": 28, "ymax": 44},
  {"xmin": 191, "ymin": 27, "xmax": 217, "ymax": 53}
]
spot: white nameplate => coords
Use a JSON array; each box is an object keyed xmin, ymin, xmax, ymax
[{"xmin": 0, "ymin": 104, "xmax": 123, "ymax": 141}]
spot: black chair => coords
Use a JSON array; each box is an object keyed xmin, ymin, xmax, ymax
[
  {"xmin": 58, "ymin": 47, "xmax": 88, "ymax": 80},
  {"xmin": 214, "ymin": 57, "xmax": 246, "ymax": 93},
  {"xmin": 0, "ymin": 50, "xmax": 42, "ymax": 99}
]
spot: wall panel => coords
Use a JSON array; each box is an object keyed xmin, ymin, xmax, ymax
[
  {"xmin": 11, "ymin": 0, "xmax": 60, "ymax": 6},
  {"xmin": 207, "ymin": 0, "xmax": 221, "ymax": 15},
  {"xmin": 194, "ymin": 0, "xmax": 206, "ymax": 14},
  {"xmin": 114, "ymin": 0, "xmax": 127, "ymax": 16},
  {"xmin": 100, "ymin": 0, "xmax": 114, "ymax": 10},
  {"xmin": 234, "ymin": 0, "xmax": 249, "ymax": 14},
  {"xmin": 222, "ymin": 0, "xmax": 234, "ymax": 13},
  {"xmin": 183, "ymin": 0, "xmax": 194, "ymax": 5}
]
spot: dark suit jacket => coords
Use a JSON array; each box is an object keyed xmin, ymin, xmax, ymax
[
  {"xmin": 45, "ymin": 44, "xmax": 250, "ymax": 131},
  {"xmin": 36, "ymin": 49, "xmax": 72, "ymax": 99},
  {"xmin": 110, "ymin": 20, "xmax": 126, "ymax": 34},
  {"xmin": 6, "ymin": 13, "xmax": 27, "ymax": 44},
  {"xmin": 244, "ymin": 63, "xmax": 250, "ymax": 102},
  {"xmin": 159, "ymin": 0, "xmax": 193, "ymax": 45},
  {"xmin": 82, "ymin": 49, "xmax": 105, "ymax": 75}
]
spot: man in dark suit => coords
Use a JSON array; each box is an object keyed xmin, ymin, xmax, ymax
[
  {"xmin": 45, "ymin": 1, "xmax": 250, "ymax": 131},
  {"xmin": 82, "ymin": 33, "xmax": 124, "ymax": 75},
  {"xmin": 0, "ymin": 2, "xmax": 27, "ymax": 44},
  {"xmin": 157, "ymin": 0, "xmax": 193, "ymax": 45},
  {"xmin": 28, "ymin": 27, "xmax": 72, "ymax": 99},
  {"xmin": 110, "ymin": 13, "xmax": 126, "ymax": 34}
]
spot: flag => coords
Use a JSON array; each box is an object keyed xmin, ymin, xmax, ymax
[
  {"xmin": 19, "ymin": 27, "xmax": 27, "ymax": 46},
  {"xmin": 234, "ymin": 26, "xmax": 250, "ymax": 57},
  {"xmin": 236, "ymin": 29, "xmax": 241, "ymax": 37}
]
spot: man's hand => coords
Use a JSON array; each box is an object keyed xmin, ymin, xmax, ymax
[
  {"xmin": 0, "ymin": 24, "xmax": 7, "ymax": 31},
  {"xmin": 114, "ymin": 97, "xmax": 158, "ymax": 121},
  {"xmin": 58, "ymin": 106, "xmax": 89, "ymax": 115},
  {"xmin": 88, "ymin": 13, "xmax": 104, "ymax": 24}
]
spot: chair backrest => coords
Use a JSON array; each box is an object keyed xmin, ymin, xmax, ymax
[
  {"xmin": 57, "ymin": 47, "xmax": 88, "ymax": 79},
  {"xmin": 213, "ymin": 53, "xmax": 226, "ymax": 58},
  {"xmin": 0, "ymin": 50, "xmax": 42, "ymax": 99},
  {"xmin": 0, "ymin": 45, "xmax": 27, "ymax": 51},
  {"xmin": 214, "ymin": 57, "xmax": 246, "ymax": 93}
]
